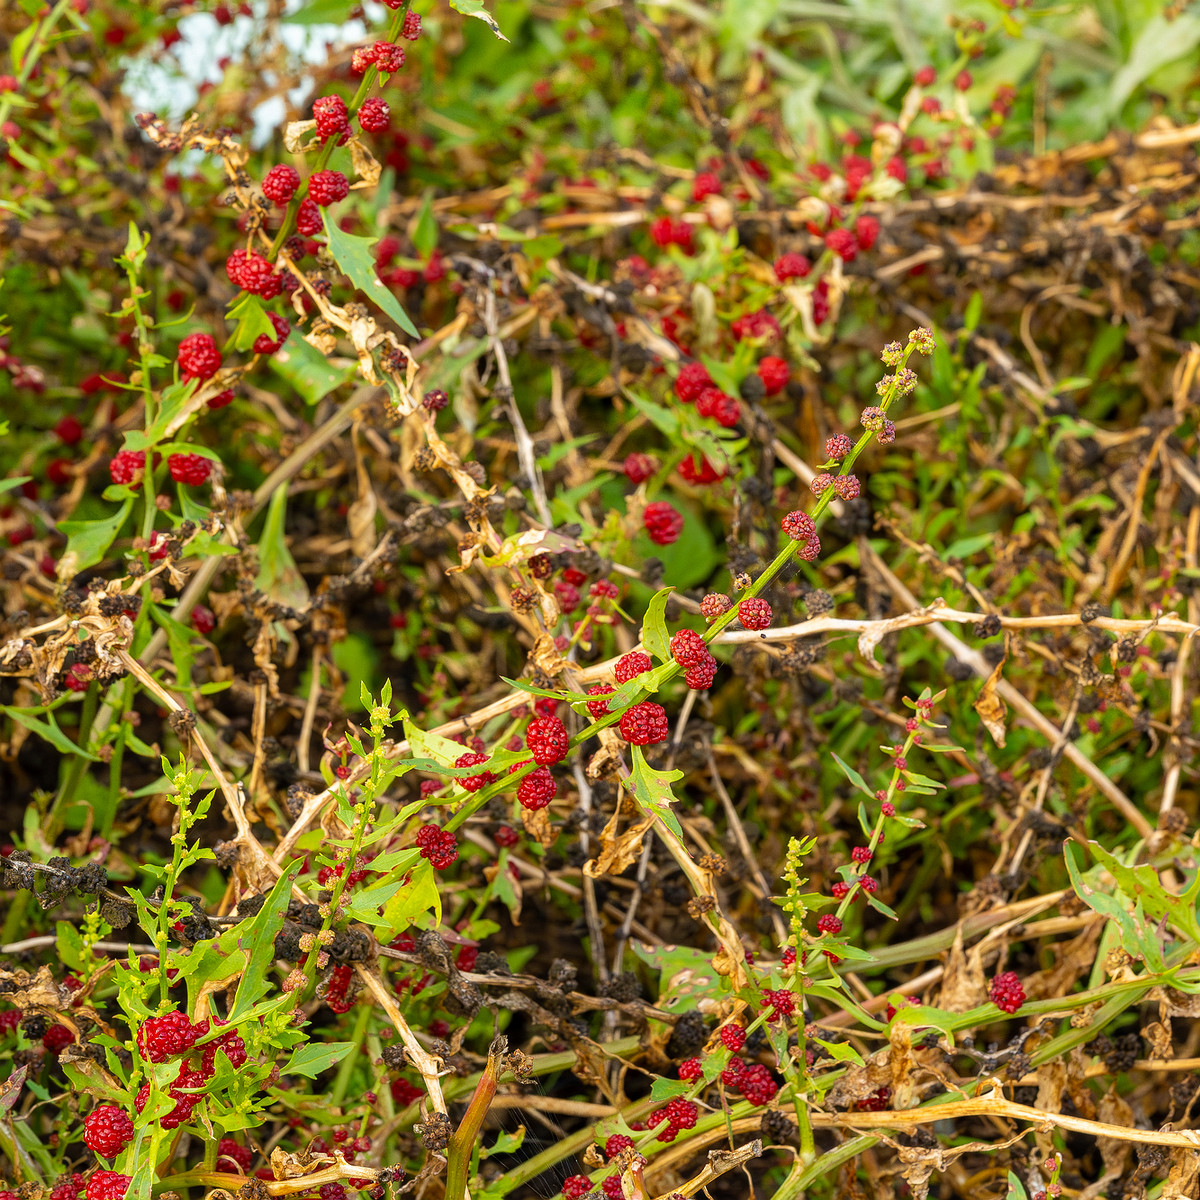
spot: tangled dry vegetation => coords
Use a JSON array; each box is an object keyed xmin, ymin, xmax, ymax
[{"xmin": 5, "ymin": 2, "xmax": 1200, "ymax": 1199}]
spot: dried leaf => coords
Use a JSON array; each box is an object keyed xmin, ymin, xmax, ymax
[
  {"xmin": 283, "ymin": 119, "xmax": 317, "ymax": 153},
  {"xmin": 974, "ymin": 654, "xmax": 1008, "ymax": 747},
  {"xmin": 935, "ymin": 926, "xmax": 987, "ymax": 1012},
  {"xmin": 349, "ymin": 137, "xmax": 382, "ymax": 187}
]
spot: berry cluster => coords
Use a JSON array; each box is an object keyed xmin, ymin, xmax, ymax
[
  {"xmin": 648, "ymin": 1097, "xmax": 698, "ymax": 1143},
  {"xmin": 989, "ymin": 971, "xmax": 1026, "ymax": 1014},
  {"xmin": 414, "ymin": 825, "xmax": 458, "ymax": 871}
]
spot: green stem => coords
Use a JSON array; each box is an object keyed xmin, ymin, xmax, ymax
[{"xmin": 267, "ymin": 4, "xmax": 409, "ymax": 259}]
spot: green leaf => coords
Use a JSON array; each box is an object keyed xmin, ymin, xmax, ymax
[
  {"xmin": 380, "ymin": 859, "xmax": 442, "ymax": 935},
  {"xmin": 640, "ymin": 586, "xmax": 674, "ymax": 663},
  {"xmin": 268, "ymin": 332, "xmax": 357, "ymax": 405},
  {"xmin": 229, "ymin": 866, "xmax": 299, "ymax": 1020},
  {"xmin": 1006, "ymin": 1171, "xmax": 1029, "ymax": 1200},
  {"xmin": 283, "ymin": 1041, "xmax": 356, "ymax": 1078},
  {"xmin": 3, "ymin": 708, "xmax": 101, "ymax": 760},
  {"xmin": 943, "ymin": 533, "xmax": 995, "ymax": 561},
  {"xmin": 413, "ymin": 195, "xmax": 438, "ymax": 261},
  {"xmin": 56, "ymin": 922, "xmax": 85, "ymax": 971},
  {"xmin": 626, "ymin": 745, "xmax": 684, "ymax": 842},
  {"xmin": 58, "ymin": 499, "xmax": 132, "ymax": 572},
  {"xmin": 1082, "ymin": 839, "xmax": 1200, "ymax": 944},
  {"xmin": 255, "ymin": 485, "xmax": 310, "ymax": 609},
  {"xmin": 813, "ymin": 1037, "xmax": 864, "ymax": 1066},
  {"xmin": 448, "ymin": 0, "xmax": 508, "ymax": 39},
  {"xmin": 648, "ymin": 1076, "xmax": 691, "ymax": 1103},
  {"xmin": 0, "ymin": 476, "xmax": 31, "ymax": 495},
  {"xmin": 483, "ymin": 1127, "xmax": 526, "ymax": 1157},
  {"xmin": 625, "ymin": 391, "xmax": 679, "ymax": 437},
  {"xmin": 147, "ymin": 601, "xmax": 199, "ymax": 689},
  {"xmin": 1063, "ymin": 842, "xmax": 1142, "ymax": 960},
  {"xmin": 322, "ymin": 210, "xmax": 419, "ymax": 337},
  {"xmin": 123, "ymin": 381, "xmax": 195, "ymax": 452},
  {"xmin": 226, "ymin": 293, "xmax": 275, "ymax": 352},
  {"xmin": 1109, "ymin": 14, "xmax": 1200, "ymax": 115},
  {"xmin": 403, "ymin": 718, "xmax": 471, "ymax": 768},
  {"xmin": 830, "ymin": 752, "xmax": 874, "ymax": 800}
]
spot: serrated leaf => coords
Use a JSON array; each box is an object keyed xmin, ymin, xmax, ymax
[
  {"xmin": 226, "ymin": 293, "xmax": 275, "ymax": 352},
  {"xmin": 626, "ymin": 745, "xmax": 684, "ymax": 842},
  {"xmin": 641, "ymin": 586, "xmax": 674, "ymax": 663},
  {"xmin": 649, "ymin": 1076, "xmax": 691, "ymax": 1103},
  {"xmin": 322, "ymin": 210, "xmax": 419, "ymax": 337},
  {"xmin": 448, "ymin": 0, "xmax": 508, "ymax": 39},
  {"xmin": 58, "ymin": 498, "xmax": 132, "ymax": 572},
  {"xmin": 283, "ymin": 1041, "xmax": 356, "ymax": 1078},
  {"xmin": 229, "ymin": 866, "xmax": 298, "ymax": 1020}
]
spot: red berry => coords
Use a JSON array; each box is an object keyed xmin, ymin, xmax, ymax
[
  {"xmin": 55, "ymin": 415, "xmax": 83, "ymax": 445},
  {"xmin": 208, "ymin": 389, "xmax": 235, "ymax": 410},
  {"xmin": 833, "ymin": 474, "xmax": 860, "ymax": 501},
  {"xmin": 601, "ymin": 1177, "xmax": 624, "ymax": 1200},
  {"xmin": 670, "ymin": 628, "xmax": 707, "ymax": 668},
  {"xmin": 623, "ymin": 452, "xmax": 657, "ymax": 484},
  {"xmin": 757, "ymin": 356, "xmax": 789, "ymax": 396},
  {"xmin": 421, "ymin": 389, "xmax": 449, "ymax": 412},
  {"xmin": 719, "ymin": 1024, "xmax": 745, "ymax": 1052},
  {"xmin": 736, "ymin": 1063, "xmax": 778, "ymax": 1107},
  {"xmin": 357, "ymin": 98, "xmax": 390, "ymax": 133},
  {"xmin": 137, "ymin": 1010, "xmax": 200, "ymax": 1062},
  {"xmin": 816, "ymin": 914, "xmax": 842, "ymax": 934},
  {"xmin": 108, "ymin": 450, "xmax": 146, "ymax": 486},
  {"xmin": 691, "ymin": 171, "xmax": 721, "ymax": 202},
  {"xmin": 40, "ymin": 1023, "xmax": 73, "ymax": 1053},
  {"xmin": 262, "ymin": 164, "xmax": 300, "ymax": 205},
  {"xmin": 191, "ymin": 605, "xmax": 216, "ymax": 634},
  {"xmin": 674, "ymin": 362, "xmax": 712, "ymax": 403},
  {"xmin": 414, "ymin": 825, "xmax": 458, "ymax": 871},
  {"xmin": 401, "ymin": 10, "xmax": 421, "ymax": 38},
  {"xmin": 955, "ymin": 70, "xmax": 972, "ymax": 91},
  {"xmin": 373, "ymin": 41, "xmax": 406, "ymax": 73},
  {"xmin": 561, "ymin": 1177, "xmax": 592, "ymax": 1199},
  {"xmin": 297, "ymin": 199, "xmax": 323, "ymax": 235},
  {"xmin": 308, "ymin": 170, "xmax": 349, "ymax": 207},
  {"xmin": 516, "ymin": 765, "xmax": 556, "ymax": 810},
  {"xmin": 618, "ymin": 702, "xmax": 668, "ymax": 746},
  {"xmin": 85, "ymin": 1173, "xmax": 130, "ymax": 1200},
  {"xmin": 168, "ymin": 453, "xmax": 213, "ymax": 486},
  {"xmin": 774, "ymin": 253, "xmax": 811, "ymax": 282},
  {"xmin": 989, "ymin": 971, "xmax": 1025, "ymax": 1014},
  {"xmin": 313, "ymin": 94, "xmax": 349, "ymax": 143},
  {"xmin": 678, "ymin": 1057, "xmax": 702, "ymax": 1081},
  {"xmin": 700, "ymin": 593, "xmax": 731, "ymax": 623},
  {"xmin": 494, "ymin": 824, "xmax": 519, "ymax": 848},
  {"xmin": 225, "ymin": 250, "xmax": 280, "ymax": 297},
  {"xmin": 914, "ymin": 65, "xmax": 936, "ymax": 87},
  {"xmin": 178, "ymin": 333, "xmax": 221, "ymax": 380},
  {"xmin": 0, "ymin": 76, "xmax": 17, "ymax": 93},
  {"xmin": 825, "ymin": 433, "xmax": 853, "ymax": 461},
  {"xmin": 586, "ymin": 684, "xmax": 614, "ymax": 720},
  {"xmin": 454, "ymin": 751, "xmax": 494, "ymax": 792},
  {"xmin": 737, "ymin": 597, "xmax": 772, "ymax": 631},
  {"xmin": 643, "ymin": 501, "xmax": 683, "ymax": 546},
  {"xmin": 760, "ymin": 989, "xmax": 795, "ymax": 1021},
  {"xmin": 615, "ymin": 651, "xmax": 652, "ymax": 683},
  {"xmin": 825, "ymin": 227, "xmax": 857, "ymax": 262},
  {"xmin": 253, "ymin": 311, "xmax": 290, "ymax": 356},
  {"xmin": 851, "ymin": 846, "xmax": 872, "ymax": 863},
  {"xmin": 856, "ymin": 215, "xmax": 880, "ymax": 251},
  {"xmin": 780, "ymin": 511, "xmax": 815, "ymax": 542},
  {"xmin": 856, "ymin": 1086, "xmax": 891, "ymax": 1112},
  {"xmin": 526, "ymin": 715, "xmax": 569, "ymax": 765},
  {"xmin": 604, "ymin": 1134, "xmax": 633, "ymax": 1158},
  {"xmin": 683, "ymin": 653, "xmax": 718, "ymax": 689},
  {"xmin": 664, "ymin": 1098, "xmax": 698, "ymax": 1129}
]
